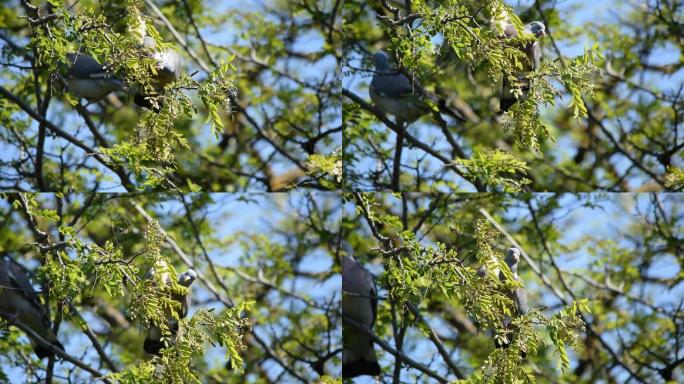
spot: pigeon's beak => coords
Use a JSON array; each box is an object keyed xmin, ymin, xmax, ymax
[{"xmin": 539, "ymin": 30, "xmax": 546, "ymax": 38}]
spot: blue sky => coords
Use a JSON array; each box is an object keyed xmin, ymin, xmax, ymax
[
  {"xmin": 1, "ymin": 192, "xmax": 341, "ymax": 382},
  {"xmin": 345, "ymin": 192, "xmax": 683, "ymax": 383},
  {"xmin": 343, "ymin": 0, "xmax": 683, "ymax": 191},
  {"xmin": 0, "ymin": 0, "xmax": 340, "ymax": 191}
]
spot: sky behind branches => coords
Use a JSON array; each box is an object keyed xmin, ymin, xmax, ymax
[
  {"xmin": 343, "ymin": 0, "xmax": 684, "ymax": 191},
  {"xmin": 0, "ymin": 0, "xmax": 339, "ymax": 191},
  {"xmin": 1, "ymin": 192, "xmax": 341, "ymax": 382},
  {"xmin": 346, "ymin": 192, "xmax": 683, "ymax": 383}
]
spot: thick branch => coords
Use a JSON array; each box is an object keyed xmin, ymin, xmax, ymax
[
  {"xmin": 0, "ymin": 309, "xmax": 110, "ymax": 382},
  {"xmin": 343, "ymin": 316, "xmax": 450, "ymax": 383},
  {"xmin": 0, "ymin": 86, "xmax": 133, "ymax": 191}
]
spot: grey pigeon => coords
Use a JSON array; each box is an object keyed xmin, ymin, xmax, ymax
[
  {"xmin": 0, "ymin": 257, "xmax": 65, "ymax": 358},
  {"xmin": 369, "ymin": 51, "xmax": 431, "ymax": 126},
  {"xmin": 369, "ymin": 51, "xmax": 436, "ymax": 190},
  {"xmin": 500, "ymin": 21, "xmax": 546, "ymax": 112},
  {"xmin": 143, "ymin": 267, "xmax": 197, "ymax": 355},
  {"xmin": 64, "ymin": 52, "xmax": 124, "ymax": 101},
  {"xmin": 133, "ymin": 36, "xmax": 182, "ymax": 112},
  {"xmin": 496, "ymin": 247, "xmax": 528, "ymax": 352},
  {"xmin": 142, "ymin": 36, "xmax": 181, "ymax": 89},
  {"xmin": 341, "ymin": 242, "xmax": 381, "ymax": 378}
]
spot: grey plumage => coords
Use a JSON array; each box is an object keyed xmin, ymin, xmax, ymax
[
  {"xmin": 0, "ymin": 257, "xmax": 64, "ymax": 358},
  {"xmin": 134, "ymin": 37, "xmax": 182, "ymax": 112},
  {"xmin": 142, "ymin": 36, "xmax": 181, "ymax": 89},
  {"xmin": 496, "ymin": 247, "xmax": 528, "ymax": 350},
  {"xmin": 500, "ymin": 21, "xmax": 546, "ymax": 112},
  {"xmin": 341, "ymin": 243, "xmax": 381, "ymax": 378},
  {"xmin": 64, "ymin": 52, "xmax": 124, "ymax": 100},
  {"xmin": 370, "ymin": 51, "xmax": 441, "ymax": 190},
  {"xmin": 522, "ymin": 22, "xmax": 545, "ymax": 71},
  {"xmin": 143, "ymin": 266, "xmax": 197, "ymax": 355},
  {"xmin": 500, "ymin": 247, "xmax": 528, "ymax": 315},
  {"xmin": 369, "ymin": 51, "xmax": 431, "ymax": 125}
]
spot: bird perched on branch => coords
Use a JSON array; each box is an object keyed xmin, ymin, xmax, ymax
[
  {"xmin": 369, "ymin": 51, "xmax": 432, "ymax": 127},
  {"xmin": 133, "ymin": 36, "xmax": 181, "ymax": 112},
  {"xmin": 499, "ymin": 21, "xmax": 546, "ymax": 112},
  {"xmin": 62, "ymin": 34, "xmax": 181, "ymax": 112},
  {"xmin": 341, "ymin": 242, "xmax": 381, "ymax": 378},
  {"xmin": 63, "ymin": 52, "xmax": 125, "ymax": 101},
  {"xmin": 496, "ymin": 247, "xmax": 528, "ymax": 354},
  {"xmin": 369, "ymin": 51, "xmax": 467, "ymax": 189},
  {"xmin": 0, "ymin": 256, "xmax": 65, "ymax": 358},
  {"xmin": 143, "ymin": 266, "xmax": 197, "ymax": 355}
]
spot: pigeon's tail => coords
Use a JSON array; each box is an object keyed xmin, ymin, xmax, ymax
[
  {"xmin": 143, "ymin": 337, "xmax": 165, "ymax": 356},
  {"xmin": 499, "ymin": 77, "xmax": 516, "ymax": 113},
  {"xmin": 494, "ymin": 338, "xmax": 527, "ymax": 359},
  {"xmin": 343, "ymin": 358, "xmax": 381, "ymax": 378},
  {"xmin": 33, "ymin": 337, "xmax": 64, "ymax": 359},
  {"xmin": 134, "ymin": 93, "xmax": 162, "ymax": 113},
  {"xmin": 495, "ymin": 323, "xmax": 526, "ymax": 359},
  {"xmin": 144, "ymin": 322, "xmax": 180, "ymax": 355}
]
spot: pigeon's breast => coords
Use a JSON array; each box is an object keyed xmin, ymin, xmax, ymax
[
  {"xmin": 65, "ymin": 78, "xmax": 123, "ymax": 100},
  {"xmin": 370, "ymin": 84, "xmax": 428, "ymax": 123}
]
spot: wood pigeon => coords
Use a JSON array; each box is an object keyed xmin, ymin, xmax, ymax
[
  {"xmin": 369, "ymin": 51, "xmax": 431, "ymax": 126},
  {"xmin": 0, "ymin": 256, "xmax": 65, "ymax": 358},
  {"xmin": 133, "ymin": 36, "xmax": 181, "ymax": 112},
  {"xmin": 144, "ymin": 36, "xmax": 181, "ymax": 89},
  {"xmin": 500, "ymin": 21, "xmax": 546, "ymax": 112},
  {"xmin": 64, "ymin": 52, "xmax": 125, "ymax": 101},
  {"xmin": 143, "ymin": 267, "xmax": 197, "ymax": 355},
  {"xmin": 341, "ymin": 242, "xmax": 381, "ymax": 378},
  {"xmin": 496, "ymin": 247, "xmax": 528, "ymax": 352}
]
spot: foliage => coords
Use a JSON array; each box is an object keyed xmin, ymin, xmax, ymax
[
  {"xmin": 0, "ymin": 0, "xmax": 340, "ymax": 192},
  {"xmin": 342, "ymin": 0, "xmax": 682, "ymax": 191},
  {"xmin": 306, "ymin": 148, "xmax": 344, "ymax": 190},
  {"xmin": 665, "ymin": 167, "xmax": 684, "ymax": 191},
  {"xmin": 343, "ymin": 192, "xmax": 684, "ymax": 383},
  {"xmin": 451, "ymin": 149, "xmax": 531, "ymax": 192},
  {"xmin": 0, "ymin": 192, "xmax": 341, "ymax": 383}
]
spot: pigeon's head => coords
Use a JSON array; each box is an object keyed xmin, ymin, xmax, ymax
[
  {"xmin": 505, "ymin": 247, "xmax": 521, "ymax": 270},
  {"xmin": 525, "ymin": 21, "xmax": 546, "ymax": 39},
  {"xmin": 178, "ymin": 269, "xmax": 198, "ymax": 287},
  {"xmin": 340, "ymin": 241, "xmax": 354, "ymax": 260},
  {"xmin": 373, "ymin": 51, "xmax": 391, "ymax": 71},
  {"xmin": 341, "ymin": 252, "xmax": 357, "ymax": 272}
]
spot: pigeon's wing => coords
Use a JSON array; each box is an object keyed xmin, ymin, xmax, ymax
[
  {"xmin": 143, "ymin": 261, "xmax": 172, "ymax": 355},
  {"xmin": 144, "ymin": 267, "xmax": 196, "ymax": 355},
  {"xmin": 503, "ymin": 23, "xmax": 518, "ymax": 38},
  {"xmin": 151, "ymin": 50, "xmax": 181, "ymax": 87},
  {"xmin": 372, "ymin": 72, "xmax": 425, "ymax": 99},
  {"xmin": 7, "ymin": 260, "xmax": 45, "ymax": 314},
  {"xmin": 369, "ymin": 271, "xmax": 378, "ymax": 329},
  {"xmin": 515, "ymin": 285, "xmax": 528, "ymax": 315},
  {"xmin": 67, "ymin": 53, "xmax": 114, "ymax": 79},
  {"xmin": 141, "ymin": 36, "xmax": 181, "ymax": 88},
  {"xmin": 341, "ymin": 256, "xmax": 381, "ymax": 378},
  {"xmin": 0, "ymin": 258, "xmax": 64, "ymax": 358},
  {"xmin": 525, "ymin": 41, "xmax": 542, "ymax": 71}
]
